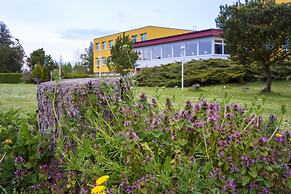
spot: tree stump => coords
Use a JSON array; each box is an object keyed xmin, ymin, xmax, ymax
[{"xmin": 37, "ymin": 78, "xmax": 131, "ymax": 139}]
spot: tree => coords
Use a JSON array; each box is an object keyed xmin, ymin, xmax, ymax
[
  {"xmin": 109, "ymin": 33, "xmax": 138, "ymax": 75},
  {"xmin": 28, "ymin": 48, "xmax": 56, "ymax": 81},
  {"xmin": 0, "ymin": 21, "xmax": 12, "ymax": 45},
  {"xmin": 0, "ymin": 21, "xmax": 24, "ymax": 72},
  {"xmin": 216, "ymin": 0, "xmax": 291, "ymax": 92},
  {"xmin": 83, "ymin": 41, "xmax": 93, "ymax": 73}
]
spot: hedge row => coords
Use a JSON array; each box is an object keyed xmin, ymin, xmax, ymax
[
  {"xmin": 0, "ymin": 73, "xmax": 22, "ymax": 83},
  {"xmin": 136, "ymin": 59, "xmax": 259, "ymax": 87}
]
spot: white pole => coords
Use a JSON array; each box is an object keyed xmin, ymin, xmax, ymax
[
  {"xmin": 181, "ymin": 60, "xmax": 184, "ymax": 90},
  {"xmin": 98, "ymin": 56, "xmax": 102, "ymax": 78}
]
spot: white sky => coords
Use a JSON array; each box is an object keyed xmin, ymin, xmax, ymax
[{"xmin": 0, "ymin": 0, "xmax": 237, "ymax": 63}]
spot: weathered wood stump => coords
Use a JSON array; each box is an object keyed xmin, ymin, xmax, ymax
[{"xmin": 37, "ymin": 78, "xmax": 131, "ymax": 137}]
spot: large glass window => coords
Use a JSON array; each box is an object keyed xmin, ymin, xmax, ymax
[
  {"xmin": 214, "ymin": 39, "xmax": 223, "ymax": 54},
  {"xmin": 185, "ymin": 41, "xmax": 197, "ymax": 56},
  {"xmin": 199, "ymin": 40, "xmax": 212, "ymax": 55},
  {"xmin": 173, "ymin": 43, "xmax": 185, "ymax": 57},
  {"xmin": 162, "ymin": 44, "xmax": 172, "ymax": 58},
  {"xmin": 96, "ymin": 43, "xmax": 100, "ymax": 51},
  {"xmin": 152, "ymin": 46, "xmax": 161, "ymax": 59},
  {"xmin": 102, "ymin": 41, "xmax": 107, "ymax": 50},
  {"xmin": 132, "ymin": 35, "xmax": 138, "ymax": 43},
  {"xmin": 142, "ymin": 47, "xmax": 151, "ymax": 60},
  {"xmin": 141, "ymin": 33, "xmax": 147, "ymax": 42}
]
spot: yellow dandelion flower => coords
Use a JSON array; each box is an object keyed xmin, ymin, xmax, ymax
[
  {"xmin": 96, "ymin": 175, "xmax": 109, "ymax": 186},
  {"xmin": 276, "ymin": 133, "xmax": 283, "ymax": 137},
  {"xmin": 91, "ymin": 185, "xmax": 106, "ymax": 194},
  {"xmin": 289, "ymin": 138, "xmax": 291, "ymax": 142},
  {"xmin": 3, "ymin": 139, "xmax": 13, "ymax": 144}
]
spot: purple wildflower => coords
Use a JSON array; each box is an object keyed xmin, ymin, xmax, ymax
[
  {"xmin": 260, "ymin": 186, "xmax": 270, "ymax": 194},
  {"xmin": 216, "ymin": 151, "xmax": 224, "ymax": 158},
  {"xmin": 14, "ymin": 169, "xmax": 22, "ymax": 177},
  {"xmin": 229, "ymin": 131, "xmax": 241, "ymax": 140},
  {"xmin": 258, "ymin": 137, "xmax": 268, "ymax": 145},
  {"xmin": 15, "ymin": 156, "xmax": 24, "ymax": 164},
  {"xmin": 222, "ymin": 179, "xmax": 236, "ymax": 192},
  {"xmin": 241, "ymin": 155, "xmax": 252, "ymax": 167},
  {"xmin": 226, "ymin": 112, "xmax": 234, "ymax": 120},
  {"xmin": 209, "ymin": 167, "xmax": 222, "ymax": 179},
  {"xmin": 249, "ymin": 181, "xmax": 258, "ymax": 191},
  {"xmin": 275, "ymin": 134, "xmax": 285, "ymax": 143},
  {"xmin": 194, "ymin": 103, "xmax": 202, "ymax": 112},
  {"xmin": 268, "ymin": 114, "xmax": 276, "ymax": 124},
  {"xmin": 40, "ymin": 164, "xmax": 48, "ymax": 172},
  {"xmin": 229, "ymin": 164, "xmax": 240, "ymax": 173},
  {"xmin": 193, "ymin": 119, "xmax": 203, "ymax": 128},
  {"xmin": 126, "ymin": 130, "xmax": 139, "ymax": 141},
  {"xmin": 124, "ymin": 120, "xmax": 131, "ymax": 127},
  {"xmin": 217, "ymin": 140, "xmax": 229, "ymax": 148}
]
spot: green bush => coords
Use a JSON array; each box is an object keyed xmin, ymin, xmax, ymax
[
  {"xmin": 64, "ymin": 71, "xmax": 89, "ymax": 79},
  {"xmin": 0, "ymin": 110, "xmax": 52, "ymax": 193},
  {"xmin": 0, "ymin": 73, "xmax": 22, "ymax": 83},
  {"xmin": 136, "ymin": 59, "xmax": 259, "ymax": 87}
]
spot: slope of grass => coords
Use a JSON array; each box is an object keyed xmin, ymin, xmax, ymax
[
  {"xmin": 0, "ymin": 81, "xmax": 290, "ymax": 122},
  {"xmin": 0, "ymin": 84, "xmax": 37, "ymax": 113}
]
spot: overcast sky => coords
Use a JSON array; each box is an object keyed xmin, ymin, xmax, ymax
[{"xmin": 0, "ymin": 0, "xmax": 237, "ymax": 63}]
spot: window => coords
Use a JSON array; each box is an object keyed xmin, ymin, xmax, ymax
[
  {"xmin": 96, "ymin": 43, "xmax": 100, "ymax": 51},
  {"xmin": 102, "ymin": 41, "xmax": 107, "ymax": 50},
  {"xmin": 162, "ymin": 44, "xmax": 172, "ymax": 58},
  {"xmin": 109, "ymin": 40, "xmax": 113, "ymax": 49},
  {"xmin": 152, "ymin": 46, "xmax": 161, "ymax": 59},
  {"xmin": 214, "ymin": 39, "xmax": 223, "ymax": 54},
  {"xmin": 141, "ymin": 33, "xmax": 147, "ymax": 42},
  {"xmin": 142, "ymin": 47, "xmax": 151, "ymax": 60},
  {"xmin": 135, "ymin": 49, "xmax": 142, "ymax": 60},
  {"xmin": 96, "ymin": 58, "xmax": 100, "ymax": 67},
  {"xmin": 185, "ymin": 41, "xmax": 197, "ymax": 56},
  {"xmin": 132, "ymin": 35, "xmax": 138, "ymax": 43},
  {"xmin": 199, "ymin": 40, "xmax": 212, "ymax": 55},
  {"xmin": 173, "ymin": 43, "xmax": 185, "ymax": 57},
  {"xmin": 102, "ymin": 57, "xmax": 107, "ymax": 65}
]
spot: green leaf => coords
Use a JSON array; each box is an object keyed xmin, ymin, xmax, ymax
[
  {"xmin": 241, "ymin": 167, "xmax": 246, "ymax": 175},
  {"xmin": 242, "ymin": 175, "xmax": 251, "ymax": 186},
  {"xmin": 265, "ymin": 166, "xmax": 273, "ymax": 171},
  {"xmin": 287, "ymin": 178, "xmax": 291, "ymax": 190},
  {"xmin": 249, "ymin": 168, "xmax": 257, "ymax": 178},
  {"xmin": 151, "ymin": 130, "xmax": 163, "ymax": 138},
  {"xmin": 264, "ymin": 180, "xmax": 272, "ymax": 187},
  {"xmin": 218, "ymin": 161, "xmax": 224, "ymax": 167},
  {"xmin": 178, "ymin": 139, "xmax": 188, "ymax": 146}
]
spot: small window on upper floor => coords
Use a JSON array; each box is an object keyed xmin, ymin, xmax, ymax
[
  {"xmin": 132, "ymin": 35, "xmax": 138, "ymax": 43},
  {"xmin": 102, "ymin": 41, "xmax": 107, "ymax": 50},
  {"xmin": 96, "ymin": 43, "xmax": 100, "ymax": 51},
  {"xmin": 141, "ymin": 33, "xmax": 147, "ymax": 42},
  {"xmin": 109, "ymin": 40, "xmax": 113, "ymax": 49}
]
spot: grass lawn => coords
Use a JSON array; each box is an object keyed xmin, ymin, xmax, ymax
[
  {"xmin": 137, "ymin": 80, "xmax": 291, "ymax": 122},
  {"xmin": 0, "ymin": 80, "xmax": 290, "ymax": 122}
]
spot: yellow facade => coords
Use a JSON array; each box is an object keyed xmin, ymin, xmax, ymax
[
  {"xmin": 93, "ymin": 26, "xmax": 191, "ymax": 74},
  {"xmin": 276, "ymin": 0, "xmax": 291, "ymax": 3}
]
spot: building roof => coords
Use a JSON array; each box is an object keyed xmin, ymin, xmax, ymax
[
  {"xmin": 134, "ymin": 29, "xmax": 222, "ymax": 48},
  {"xmin": 93, "ymin": 25, "xmax": 192, "ymax": 40}
]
